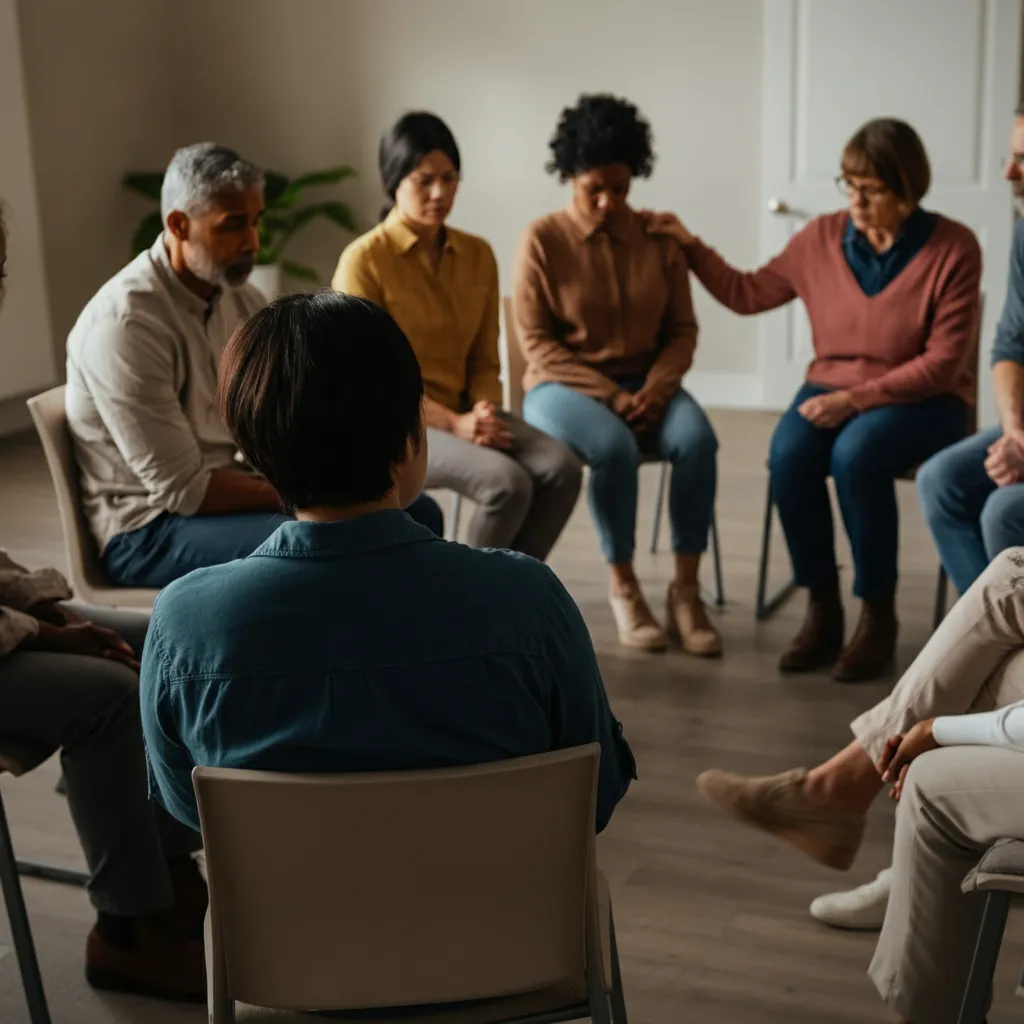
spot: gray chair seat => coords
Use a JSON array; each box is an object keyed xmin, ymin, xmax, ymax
[{"xmin": 962, "ymin": 838, "xmax": 1024, "ymax": 896}]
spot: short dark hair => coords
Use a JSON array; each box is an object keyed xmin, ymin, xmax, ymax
[
  {"xmin": 378, "ymin": 112, "xmax": 461, "ymax": 219},
  {"xmin": 840, "ymin": 118, "xmax": 931, "ymax": 204},
  {"xmin": 546, "ymin": 94, "xmax": 655, "ymax": 182},
  {"xmin": 218, "ymin": 291, "xmax": 424, "ymax": 515}
]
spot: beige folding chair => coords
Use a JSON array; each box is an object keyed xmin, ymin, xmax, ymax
[
  {"xmin": 192, "ymin": 744, "xmax": 628, "ymax": 1023},
  {"xmin": 26, "ymin": 386, "xmax": 158, "ymax": 609}
]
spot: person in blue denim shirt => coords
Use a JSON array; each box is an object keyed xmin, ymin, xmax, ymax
[
  {"xmin": 140, "ymin": 291, "xmax": 635, "ymax": 836},
  {"xmin": 917, "ymin": 113, "xmax": 1024, "ymax": 595}
]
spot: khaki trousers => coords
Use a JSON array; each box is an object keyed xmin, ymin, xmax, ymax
[{"xmin": 850, "ymin": 549, "xmax": 1024, "ymax": 1022}]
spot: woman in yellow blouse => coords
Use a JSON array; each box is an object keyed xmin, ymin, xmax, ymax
[{"xmin": 334, "ymin": 112, "xmax": 582, "ymax": 558}]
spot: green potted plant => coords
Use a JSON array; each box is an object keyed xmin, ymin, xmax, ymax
[{"xmin": 122, "ymin": 166, "xmax": 358, "ymax": 298}]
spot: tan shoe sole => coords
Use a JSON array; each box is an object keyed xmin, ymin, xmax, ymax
[{"xmin": 666, "ymin": 617, "xmax": 722, "ymax": 657}]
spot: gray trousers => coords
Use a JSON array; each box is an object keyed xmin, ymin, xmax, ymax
[
  {"xmin": 0, "ymin": 605, "xmax": 200, "ymax": 916},
  {"xmin": 426, "ymin": 412, "xmax": 582, "ymax": 559},
  {"xmin": 861, "ymin": 549, "xmax": 1024, "ymax": 1021}
]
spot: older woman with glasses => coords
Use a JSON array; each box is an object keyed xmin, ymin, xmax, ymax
[{"xmin": 648, "ymin": 117, "xmax": 981, "ymax": 681}]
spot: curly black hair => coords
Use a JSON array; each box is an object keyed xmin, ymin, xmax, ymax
[{"xmin": 546, "ymin": 94, "xmax": 655, "ymax": 181}]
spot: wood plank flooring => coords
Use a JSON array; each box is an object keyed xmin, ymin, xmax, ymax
[{"xmin": 0, "ymin": 407, "xmax": 1021, "ymax": 1023}]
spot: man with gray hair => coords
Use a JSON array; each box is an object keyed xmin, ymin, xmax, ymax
[{"xmin": 65, "ymin": 142, "xmax": 445, "ymax": 586}]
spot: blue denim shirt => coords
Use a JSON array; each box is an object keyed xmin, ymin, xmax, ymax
[
  {"xmin": 140, "ymin": 511, "xmax": 635, "ymax": 834},
  {"xmin": 842, "ymin": 207, "xmax": 938, "ymax": 297},
  {"xmin": 991, "ymin": 218, "xmax": 1024, "ymax": 367}
]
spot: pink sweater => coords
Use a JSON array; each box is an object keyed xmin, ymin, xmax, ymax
[{"xmin": 687, "ymin": 211, "xmax": 982, "ymax": 409}]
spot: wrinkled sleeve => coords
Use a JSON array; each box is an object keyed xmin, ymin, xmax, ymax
[{"xmin": 0, "ymin": 607, "xmax": 40, "ymax": 659}]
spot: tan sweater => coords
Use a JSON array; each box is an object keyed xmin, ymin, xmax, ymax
[{"xmin": 512, "ymin": 205, "xmax": 698, "ymax": 413}]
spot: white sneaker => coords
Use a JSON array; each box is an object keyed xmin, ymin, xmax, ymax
[{"xmin": 808, "ymin": 866, "xmax": 891, "ymax": 930}]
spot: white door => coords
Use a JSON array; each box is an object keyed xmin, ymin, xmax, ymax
[{"xmin": 759, "ymin": 0, "xmax": 1022, "ymax": 426}]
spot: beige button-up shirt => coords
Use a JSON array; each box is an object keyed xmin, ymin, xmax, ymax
[{"xmin": 65, "ymin": 237, "xmax": 265, "ymax": 551}]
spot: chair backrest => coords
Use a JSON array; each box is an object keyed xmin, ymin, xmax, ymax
[
  {"xmin": 501, "ymin": 296, "xmax": 526, "ymax": 416},
  {"xmin": 25, "ymin": 386, "xmax": 111, "ymax": 602},
  {"xmin": 193, "ymin": 744, "xmax": 600, "ymax": 1012},
  {"xmin": 25, "ymin": 385, "xmax": 120, "ymax": 605}
]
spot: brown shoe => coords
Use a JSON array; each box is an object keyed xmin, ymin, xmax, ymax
[
  {"xmin": 666, "ymin": 583, "xmax": 722, "ymax": 657},
  {"xmin": 163, "ymin": 854, "xmax": 208, "ymax": 942},
  {"xmin": 832, "ymin": 596, "xmax": 898, "ymax": 682},
  {"xmin": 85, "ymin": 918, "xmax": 206, "ymax": 1002},
  {"xmin": 778, "ymin": 586, "xmax": 845, "ymax": 672},
  {"xmin": 609, "ymin": 584, "xmax": 668, "ymax": 651},
  {"xmin": 696, "ymin": 767, "xmax": 865, "ymax": 871}
]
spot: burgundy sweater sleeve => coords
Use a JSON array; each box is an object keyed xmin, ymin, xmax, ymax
[
  {"xmin": 846, "ymin": 233, "xmax": 983, "ymax": 410},
  {"xmin": 686, "ymin": 232, "xmax": 800, "ymax": 314}
]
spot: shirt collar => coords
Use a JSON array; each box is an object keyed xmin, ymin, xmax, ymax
[
  {"xmin": 150, "ymin": 234, "xmax": 223, "ymax": 320},
  {"xmin": 843, "ymin": 206, "xmax": 932, "ymax": 256},
  {"xmin": 252, "ymin": 509, "xmax": 438, "ymax": 560},
  {"xmin": 564, "ymin": 201, "xmax": 635, "ymax": 243},
  {"xmin": 382, "ymin": 208, "xmax": 463, "ymax": 257}
]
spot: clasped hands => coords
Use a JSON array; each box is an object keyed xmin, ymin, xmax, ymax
[
  {"xmin": 984, "ymin": 427, "xmax": 1024, "ymax": 486},
  {"xmin": 25, "ymin": 600, "xmax": 140, "ymax": 672},
  {"xmin": 452, "ymin": 401, "xmax": 514, "ymax": 449}
]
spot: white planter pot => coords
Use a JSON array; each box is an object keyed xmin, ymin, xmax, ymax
[{"xmin": 249, "ymin": 263, "xmax": 283, "ymax": 301}]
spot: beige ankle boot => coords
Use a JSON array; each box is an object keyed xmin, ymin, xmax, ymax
[
  {"xmin": 666, "ymin": 582, "xmax": 722, "ymax": 657},
  {"xmin": 609, "ymin": 584, "xmax": 667, "ymax": 651}
]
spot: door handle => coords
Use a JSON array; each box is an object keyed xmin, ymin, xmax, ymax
[{"xmin": 768, "ymin": 197, "xmax": 791, "ymax": 215}]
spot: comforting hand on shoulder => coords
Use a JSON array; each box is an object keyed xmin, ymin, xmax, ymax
[{"xmin": 639, "ymin": 210, "xmax": 698, "ymax": 247}]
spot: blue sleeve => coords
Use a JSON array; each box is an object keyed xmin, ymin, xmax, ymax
[
  {"xmin": 991, "ymin": 219, "xmax": 1024, "ymax": 366},
  {"xmin": 139, "ymin": 612, "xmax": 201, "ymax": 832},
  {"xmin": 540, "ymin": 571, "xmax": 636, "ymax": 832}
]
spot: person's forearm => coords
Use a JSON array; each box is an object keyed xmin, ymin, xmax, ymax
[
  {"xmin": 195, "ymin": 469, "xmax": 281, "ymax": 516},
  {"xmin": 993, "ymin": 361, "xmax": 1024, "ymax": 435},
  {"xmin": 423, "ymin": 396, "xmax": 457, "ymax": 432}
]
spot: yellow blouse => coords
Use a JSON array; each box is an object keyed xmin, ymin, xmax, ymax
[{"xmin": 333, "ymin": 209, "xmax": 502, "ymax": 412}]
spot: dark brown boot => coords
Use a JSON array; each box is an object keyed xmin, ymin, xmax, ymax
[
  {"xmin": 85, "ymin": 917, "xmax": 205, "ymax": 1002},
  {"xmin": 778, "ymin": 585, "xmax": 845, "ymax": 672},
  {"xmin": 832, "ymin": 595, "xmax": 898, "ymax": 682}
]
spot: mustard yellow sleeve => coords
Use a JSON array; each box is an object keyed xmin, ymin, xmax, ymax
[
  {"xmin": 332, "ymin": 241, "xmax": 385, "ymax": 307},
  {"xmin": 465, "ymin": 244, "xmax": 503, "ymax": 406}
]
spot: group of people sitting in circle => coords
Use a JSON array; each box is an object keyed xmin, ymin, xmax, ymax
[{"xmin": 3, "ymin": 92, "xmax": 1024, "ymax": 1023}]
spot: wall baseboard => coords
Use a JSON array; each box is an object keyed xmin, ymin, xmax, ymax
[{"xmin": 685, "ymin": 371, "xmax": 772, "ymax": 411}]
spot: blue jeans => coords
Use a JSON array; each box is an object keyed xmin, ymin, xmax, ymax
[
  {"xmin": 770, "ymin": 384, "xmax": 968, "ymax": 599},
  {"xmin": 104, "ymin": 493, "xmax": 445, "ymax": 588},
  {"xmin": 916, "ymin": 426, "xmax": 1024, "ymax": 594},
  {"xmin": 523, "ymin": 381, "xmax": 717, "ymax": 564}
]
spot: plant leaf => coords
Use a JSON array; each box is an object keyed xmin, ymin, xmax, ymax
[
  {"xmin": 267, "ymin": 182, "xmax": 302, "ymax": 210},
  {"xmin": 281, "ymin": 259, "xmax": 320, "ymax": 282},
  {"xmin": 262, "ymin": 201, "xmax": 357, "ymax": 262},
  {"xmin": 130, "ymin": 210, "xmax": 164, "ymax": 256},
  {"xmin": 289, "ymin": 167, "xmax": 357, "ymax": 190},
  {"xmin": 123, "ymin": 172, "xmax": 164, "ymax": 201}
]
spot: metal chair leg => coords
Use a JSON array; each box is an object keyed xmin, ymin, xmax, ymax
[
  {"xmin": 608, "ymin": 909, "xmax": 629, "ymax": 1024},
  {"xmin": 755, "ymin": 474, "xmax": 797, "ymax": 620},
  {"xmin": 0, "ymin": 793, "xmax": 52, "ymax": 1024},
  {"xmin": 957, "ymin": 890, "xmax": 1010, "ymax": 1024},
  {"xmin": 448, "ymin": 492, "xmax": 463, "ymax": 542},
  {"xmin": 933, "ymin": 563, "xmax": 950, "ymax": 632},
  {"xmin": 15, "ymin": 861, "xmax": 88, "ymax": 887},
  {"xmin": 649, "ymin": 463, "xmax": 668, "ymax": 554}
]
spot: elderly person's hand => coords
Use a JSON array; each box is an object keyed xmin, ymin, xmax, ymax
[
  {"xmin": 985, "ymin": 432, "xmax": 1024, "ymax": 487},
  {"xmin": 797, "ymin": 391, "xmax": 857, "ymax": 428},
  {"xmin": 878, "ymin": 718, "xmax": 940, "ymax": 801}
]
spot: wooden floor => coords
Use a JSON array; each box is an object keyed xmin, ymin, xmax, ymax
[{"xmin": 1, "ymin": 407, "xmax": 1022, "ymax": 1023}]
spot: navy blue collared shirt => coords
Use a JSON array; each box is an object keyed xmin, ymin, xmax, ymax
[
  {"xmin": 842, "ymin": 207, "xmax": 938, "ymax": 297},
  {"xmin": 140, "ymin": 511, "xmax": 635, "ymax": 834}
]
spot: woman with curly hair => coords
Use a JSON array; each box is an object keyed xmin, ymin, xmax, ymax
[
  {"xmin": 335, "ymin": 112, "xmax": 582, "ymax": 560},
  {"xmin": 647, "ymin": 118, "xmax": 981, "ymax": 681},
  {"xmin": 513, "ymin": 93, "xmax": 721, "ymax": 657}
]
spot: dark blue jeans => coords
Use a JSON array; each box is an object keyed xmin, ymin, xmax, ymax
[
  {"xmin": 104, "ymin": 493, "xmax": 445, "ymax": 588},
  {"xmin": 770, "ymin": 384, "xmax": 968, "ymax": 599}
]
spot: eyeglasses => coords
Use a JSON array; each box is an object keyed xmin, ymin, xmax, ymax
[{"xmin": 835, "ymin": 176, "xmax": 891, "ymax": 201}]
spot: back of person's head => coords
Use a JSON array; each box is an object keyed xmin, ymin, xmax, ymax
[
  {"xmin": 160, "ymin": 142, "xmax": 264, "ymax": 223},
  {"xmin": 218, "ymin": 291, "xmax": 426, "ymax": 515},
  {"xmin": 378, "ymin": 112, "xmax": 461, "ymax": 221}
]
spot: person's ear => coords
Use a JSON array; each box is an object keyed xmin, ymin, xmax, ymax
[{"xmin": 165, "ymin": 210, "xmax": 190, "ymax": 242}]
